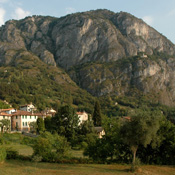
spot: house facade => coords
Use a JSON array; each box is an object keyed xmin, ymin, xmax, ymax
[
  {"xmin": 76, "ymin": 111, "xmax": 88, "ymax": 125},
  {"xmin": 11, "ymin": 110, "xmax": 46, "ymax": 131},
  {"xmin": 20, "ymin": 103, "xmax": 37, "ymax": 112}
]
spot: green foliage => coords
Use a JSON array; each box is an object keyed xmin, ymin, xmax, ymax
[
  {"xmin": 20, "ymin": 136, "xmax": 36, "ymax": 146},
  {"xmin": 0, "ymin": 100, "xmax": 10, "ymax": 109},
  {"xmin": 0, "ymin": 119, "xmax": 11, "ymax": 133},
  {"xmin": 5, "ymin": 147, "xmax": 19, "ymax": 159},
  {"xmin": 32, "ymin": 132, "xmax": 70, "ymax": 162},
  {"xmin": 0, "ymin": 146, "xmax": 6, "ymax": 162},
  {"xmin": 52, "ymin": 105, "xmax": 80, "ymax": 144},
  {"xmin": 0, "ymin": 58, "xmax": 95, "ymax": 112},
  {"xmin": 44, "ymin": 117, "xmax": 52, "ymax": 131},
  {"xmin": 120, "ymin": 111, "xmax": 161, "ymax": 165},
  {"xmin": 92, "ymin": 100, "xmax": 102, "ymax": 126},
  {"xmin": 29, "ymin": 122, "xmax": 37, "ymax": 133},
  {"xmin": 80, "ymin": 120, "xmax": 95, "ymax": 135},
  {"xmin": 137, "ymin": 118, "xmax": 175, "ymax": 165},
  {"xmin": 0, "ymin": 134, "xmax": 4, "ymax": 145},
  {"xmin": 36, "ymin": 118, "xmax": 45, "ymax": 134}
]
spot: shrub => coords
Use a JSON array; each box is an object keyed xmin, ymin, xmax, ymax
[
  {"xmin": 32, "ymin": 132, "xmax": 71, "ymax": 162},
  {"xmin": 0, "ymin": 147, "xmax": 6, "ymax": 162},
  {"xmin": 0, "ymin": 134, "xmax": 4, "ymax": 145},
  {"xmin": 6, "ymin": 147, "xmax": 19, "ymax": 159}
]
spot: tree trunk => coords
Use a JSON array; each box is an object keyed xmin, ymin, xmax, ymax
[
  {"xmin": 131, "ymin": 145, "xmax": 138, "ymax": 165},
  {"xmin": 133, "ymin": 150, "xmax": 136, "ymax": 165}
]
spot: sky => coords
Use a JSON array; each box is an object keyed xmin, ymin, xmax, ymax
[{"xmin": 0, "ymin": 0, "xmax": 175, "ymax": 43}]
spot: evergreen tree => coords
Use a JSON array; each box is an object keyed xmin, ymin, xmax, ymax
[
  {"xmin": 92, "ymin": 100, "xmax": 102, "ymax": 126},
  {"xmin": 36, "ymin": 118, "xmax": 45, "ymax": 134}
]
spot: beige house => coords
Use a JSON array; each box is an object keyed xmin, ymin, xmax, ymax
[
  {"xmin": 76, "ymin": 111, "xmax": 88, "ymax": 125},
  {"xmin": 11, "ymin": 110, "xmax": 46, "ymax": 131}
]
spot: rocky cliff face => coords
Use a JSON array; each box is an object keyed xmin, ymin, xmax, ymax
[
  {"xmin": 0, "ymin": 10, "xmax": 175, "ymax": 68},
  {"xmin": 69, "ymin": 54, "xmax": 175, "ymax": 106},
  {"xmin": 0, "ymin": 9, "xmax": 175, "ymax": 106}
]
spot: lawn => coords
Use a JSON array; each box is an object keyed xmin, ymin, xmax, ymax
[{"xmin": 0, "ymin": 160, "xmax": 175, "ymax": 175}]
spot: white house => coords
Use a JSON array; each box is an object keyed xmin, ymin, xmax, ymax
[
  {"xmin": 20, "ymin": 103, "xmax": 37, "ymax": 112},
  {"xmin": 11, "ymin": 110, "xmax": 46, "ymax": 132},
  {"xmin": 0, "ymin": 108, "xmax": 16, "ymax": 114},
  {"xmin": 42, "ymin": 108, "xmax": 56, "ymax": 117},
  {"xmin": 76, "ymin": 111, "xmax": 88, "ymax": 125}
]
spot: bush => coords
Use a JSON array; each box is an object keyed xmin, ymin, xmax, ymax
[
  {"xmin": 0, "ymin": 135, "xmax": 4, "ymax": 145},
  {"xmin": 32, "ymin": 132, "xmax": 71, "ymax": 162},
  {"xmin": 6, "ymin": 147, "xmax": 19, "ymax": 159},
  {"xmin": 20, "ymin": 136, "xmax": 36, "ymax": 146},
  {"xmin": 0, "ymin": 147, "xmax": 6, "ymax": 162}
]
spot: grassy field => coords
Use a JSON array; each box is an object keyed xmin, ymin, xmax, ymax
[
  {"xmin": 1, "ymin": 133, "xmax": 175, "ymax": 175},
  {"xmin": 0, "ymin": 160, "xmax": 175, "ymax": 175}
]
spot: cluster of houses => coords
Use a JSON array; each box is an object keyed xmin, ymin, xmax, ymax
[{"xmin": 0, "ymin": 103, "xmax": 105, "ymax": 138}]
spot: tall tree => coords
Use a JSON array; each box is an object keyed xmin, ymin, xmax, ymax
[
  {"xmin": 36, "ymin": 118, "xmax": 45, "ymax": 134},
  {"xmin": 120, "ymin": 111, "xmax": 161, "ymax": 166},
  {"xmin": 52, "ymin": 105, "xmax": 80, "ymax": 143},
  {"xmin": 92, "ymin": 100, "xmax": 102, "ymax": 126}
]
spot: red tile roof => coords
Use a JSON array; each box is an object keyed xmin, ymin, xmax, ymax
[
  {"xmin": 0, "ymin": 112, "xmax": 12, "ymax": 116},
  {"xmin": 0, "ymin": 108, "xmax": 15, "ymax": 111},
  {"xmin": 76, "ymin": 112, "xmax": 87, "ymax": 115}
]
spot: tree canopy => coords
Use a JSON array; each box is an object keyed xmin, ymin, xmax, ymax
[{"xmin": 120, "ymin": 111, "xmax": 161, "ymax": 165}]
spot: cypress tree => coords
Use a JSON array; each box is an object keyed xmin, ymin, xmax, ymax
[
  {"xmin": 92, "ymin": 100, "xmax": 102, "ymax": 126},
  {"xmin": 36, "ymin": 118, "xmax": 45, "ymax": 134}
]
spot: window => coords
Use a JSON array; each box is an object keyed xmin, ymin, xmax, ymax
[
  {"xmin": 30, "ymin": 116, "xmax": 32, "ymax": 119},
  {"xmin": 16, "ymin": 122, "xmax": 18, "ymax": 127},
  {"xmin": 16, "ymin": 116, "xmax": 18, "ymax": 119},
  {"xmin": 34, "ymin": 116, "xmax": 36, "ymax": 119},
  {"xmin": 23, "ymin": 122, "xmax": 25, "ymax": 126},
  {"xmin": 25, "ymin": 122, "xmax": 27, "ymax": 126},
  {"xmin": 3, "ymin": 116, "xmax": 5, "ymax": 119},
  {"xmin": 22, "ymin": 115, "xmax": 24, "ymax": 119},
  {"xmin": 25, "ymin": 116, "xmax": 27, "ymax": 119}
]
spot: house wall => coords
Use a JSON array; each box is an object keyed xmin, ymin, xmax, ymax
[
  {"xmin": 77, "ymin": 112, "xmax": 88, "ymax": 125},
  {"xmin": 12, "ymin": 115, "xmax": 38, "ymax": 131},
  {"xmin": 12, "ymin": 116, "xmax": 22, "ymax": 131},
  {"xmin": 21, "ymin": 115, "xmax": 38, "ymax": 131}
]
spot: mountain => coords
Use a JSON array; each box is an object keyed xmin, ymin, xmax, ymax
[{"xmin": 0, "ymin": 9, "xmax": 175, "ymax": 110}]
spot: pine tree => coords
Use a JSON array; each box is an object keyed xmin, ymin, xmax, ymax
[{"xmin": 92, "ymin": 100, "xmax": 102, "ymax": 126}]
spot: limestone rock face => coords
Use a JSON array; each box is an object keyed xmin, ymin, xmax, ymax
[
  {"xmin": 0, "ymin": 10, "xmax": 175, "ymax": 106},
  {"xmin": 0, "ymin": 10, "xmax": 175, "ymax": 68},
  {"xmin": 69, "ymin": 56, "xmax": 175, "ymax": 106}
]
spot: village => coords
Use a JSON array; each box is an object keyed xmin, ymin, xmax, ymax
[{"xmin": 0, "ymin": 102, "xmax": 105, "ymax": 138}]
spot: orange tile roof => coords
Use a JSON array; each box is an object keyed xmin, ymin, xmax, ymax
[
  {"xmin": 12, "ymin": 110, "xmax": 33, "ymax": 116},
  {"xmin": 0, "ymin": 112, "xmax": 12, "ymax": 116},
  {"xmin": 12, "ymin": 110, "xmax": 46, "ymax": 116},
  {"xmin": 76, "ymin": 112, "xmax": 87, "ymax": 115},
  {"xmin": 1, "ymin": 108, "xmax": 15, "ymax": 111}
]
